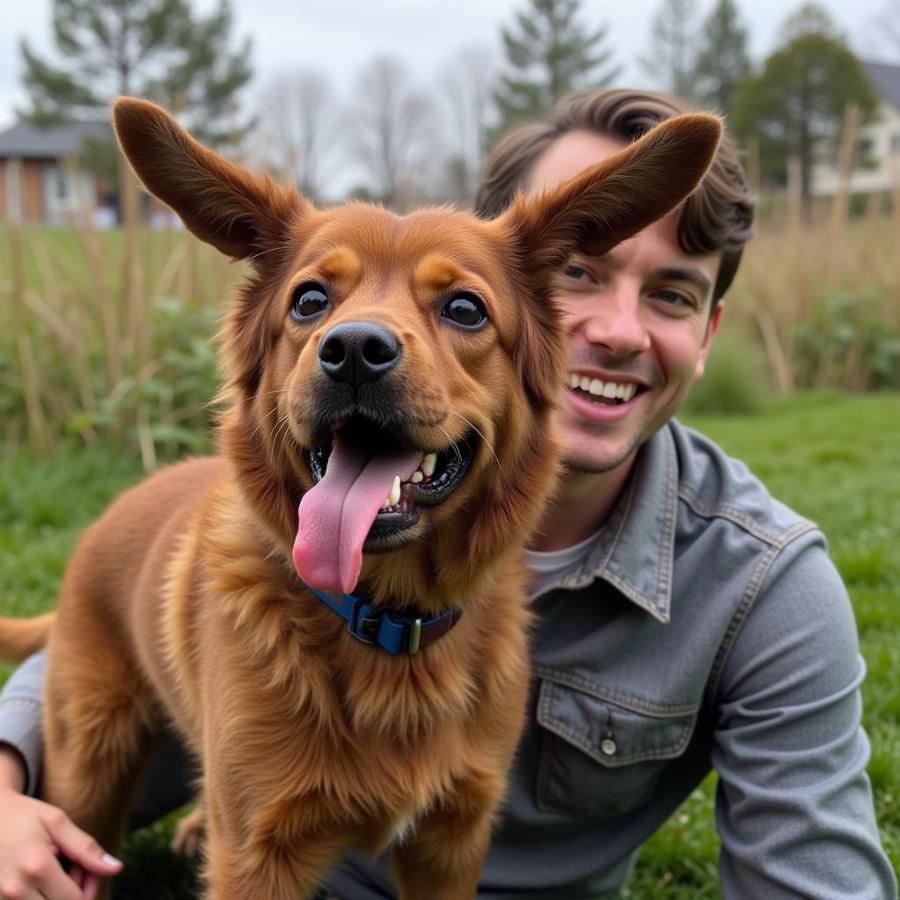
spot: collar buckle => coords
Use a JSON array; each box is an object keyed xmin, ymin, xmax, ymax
[
  {"xmin": 308, "ymin": 586, "xmax": 457, "ymax": 655},
  {"xmin": 347, "ymin": 598, "xmax": 382, "ymax": 645}
]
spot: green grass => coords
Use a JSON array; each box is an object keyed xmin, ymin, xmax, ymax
[
  {"xmin": 630, "ymin": 391, "xmax": 900, "ymax": 897},
  {"xmin": 1, "ymin": 392, "xmax": 898, "ymax": 896}
]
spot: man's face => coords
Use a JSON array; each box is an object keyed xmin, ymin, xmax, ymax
[{"xmin": 527, "ymin": 129, "xmax": 723, "ymax": 474}]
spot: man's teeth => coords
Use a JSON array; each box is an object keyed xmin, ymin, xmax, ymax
[{"xmin": 566, "ymin": 372, "xmax": 637, "ymax": 402}]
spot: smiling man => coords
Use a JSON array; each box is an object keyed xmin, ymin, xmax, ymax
[
  {"xmin": 523, "ymin": 125, "xmax": 724, "ymax": 548},
  {"xmin": 0, "ymin": 89, "xmax": 896, "ymax": 900}
]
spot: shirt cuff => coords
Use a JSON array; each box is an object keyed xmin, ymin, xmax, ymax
[{"xmin": 0, "ymin": 651, "xmax": 47, "ymax": 796}]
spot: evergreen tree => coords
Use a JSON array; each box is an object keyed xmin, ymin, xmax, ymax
[
  {"xmin": 640, "ymin": 0, "xmax": 700, "ymax": 100},
  {"xmin": 732, "ymin": 4, "xmax": 878, "ymax": 209},
  {"xmin": 692, "ymin": 0, "xmax": 751, "ymax": 118},
  {"xmin": 492, "ymin": 0, "xmax": 620, "ymax": 137},
  {"xmin": 19, "ymin": 0, "xmax": 252, "ymax": 147}
]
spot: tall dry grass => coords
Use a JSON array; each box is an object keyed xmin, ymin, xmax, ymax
[
  {"xmin": 0, "ymin": 165, "xmax": 237, "ymax": 465},
  {"xmin": 731, "ymin": 104, "xmax": 900, "ymax": 394},
  {"xmin": 1, "ymin": 158, "xmax": 898, "ymax": 465},
  {"xmin": 731, "ymin": 199, "xmax": 899, "ymax": 394}
]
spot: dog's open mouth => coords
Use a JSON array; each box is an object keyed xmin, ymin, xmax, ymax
[
  {"xmin": 306, "ymin": 422, "xmax": 475, "ymax": 527},
  {"xmin": 292, "ymin": 417, "xmax": 476, "ymax": 595}
]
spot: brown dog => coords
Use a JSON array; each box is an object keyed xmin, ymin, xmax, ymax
[{"xmin": 0, "ymin": 99, "xmax": 720, "ymax": 899}]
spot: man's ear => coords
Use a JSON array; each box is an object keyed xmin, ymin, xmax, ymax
[
  {"xmin": 499, "ymin": 113, "xmax": 723, "ymax": 285},
  {"xmin": 113, "ymin": 97, "xmax": 306, "ymax": 260},
  {"xmin": 695, "ymin": 301, "xmax": 724, "ymax": 379}
]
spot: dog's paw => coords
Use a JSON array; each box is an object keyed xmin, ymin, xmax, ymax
[{"xmin": 170, "ymin": 805, "xmax": 206, "ymax": 857}]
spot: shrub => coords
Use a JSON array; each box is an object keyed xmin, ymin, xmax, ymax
[
  {"xmin": 682, "ymin": 331, "xmax": 769, "ymax": 416},
  {"xmin": 792, "ymin": 290, "xmax": 900, "ymax": 391}
]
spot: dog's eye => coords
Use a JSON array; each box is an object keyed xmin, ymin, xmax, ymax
[
  {"xmin": 442, "ymin": 293, "xmax": 488, "ymax": 330},
  {"xmin": 290, "ymin": 282, "xmax": 329, "ymax": 320}
]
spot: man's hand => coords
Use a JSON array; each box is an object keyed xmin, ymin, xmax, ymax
[{"xmin": 0, "ymin": 748, "xmax": 122, "ymax": 900}]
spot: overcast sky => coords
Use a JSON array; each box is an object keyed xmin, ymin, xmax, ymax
[{"xmin": 0, "ymin": 0, "xmax": 894, "ymax": 132}]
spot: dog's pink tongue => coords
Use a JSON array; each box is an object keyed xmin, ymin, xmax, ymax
[{"xmin": 293, "ymin": 435, "xmax": 421, "ymax": 594}]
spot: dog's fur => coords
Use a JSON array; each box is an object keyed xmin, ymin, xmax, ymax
[{"xmin": 0, "ymin": 100, "xmax": 720, "ymax": 899}]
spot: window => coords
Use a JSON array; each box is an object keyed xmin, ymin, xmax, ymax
[{"xmin": 54, "ymin": 169, "xmax": 68, "ymax": 200}]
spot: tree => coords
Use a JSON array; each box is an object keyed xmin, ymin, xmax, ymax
[
  {"xmin": 640, "ymin": 0, "xmax": 700, "ymax": 100},
  {"xmin": 492, "ymin": 0, "xmax": 620, "ymax": 138},
  {"xmin": 692, "ymin": 0, "xmax": 751, "ymax": 118},
  {"xmin": 436, "ymin": 45, "xmax": 496, "ymax": 203},
  {"xmin": 19, "ymin": 0, "xmax": 253, "ymax": 147},
  {"xmin": 258, "ymin": 69, "xmax": 342, "ymax": 204},
  {"xmin": 351, "ymin": 56, "xmax": 435, "ymax": 209},
  {"xmin": 732, "ymin": 4, "xmax": 879, "ymax": 208}
]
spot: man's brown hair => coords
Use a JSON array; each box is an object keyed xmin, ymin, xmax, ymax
[{"xmin": 475, "ymin": 88, "xmax": 755, "ymax": 306}]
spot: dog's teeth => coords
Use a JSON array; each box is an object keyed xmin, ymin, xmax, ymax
[
  {"xmin": 411, "ymin": 470, "xmax": 424, "ymax": 483},
  {"xmin": 389, "ymin": 476, "xmax": 401, "ymax": 507},
  {"xmin": 422, "ymin": 453, "xmax": 437, "ymax": 477},
  {"xmin": 382, "ymin": 497, "xmax": 391, "ymax": 510},
  {"xmin": 589, "ymin": 378, "xmax": 604, "ymax": 396},
  {"xmin": 579, "ymin": 375, "xmax": 591, "ymax": 391}
]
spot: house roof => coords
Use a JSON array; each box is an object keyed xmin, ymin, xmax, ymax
[
  {"xmin": 864, "ymin": 61, "xmax": 900, "ymax": 112},
  {"xmin": 0, "ymin": 119, "xmax": 112, "ymax": 160}
]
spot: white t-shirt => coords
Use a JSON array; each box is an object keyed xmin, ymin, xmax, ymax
[{"xmin": 525, "ymin": 528, "xmax": 604, "ymax": 598}]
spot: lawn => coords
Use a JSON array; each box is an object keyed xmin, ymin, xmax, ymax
[{"xmin": 0, "ymin": 391, "xmax": 898, "ymax": 897}]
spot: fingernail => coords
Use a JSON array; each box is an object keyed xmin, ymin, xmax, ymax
[{"xmin": 102, "ymin": 853, "xmax": 123, "ymax": 867}]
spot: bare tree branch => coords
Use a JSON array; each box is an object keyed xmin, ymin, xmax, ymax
[
  {"xmin": 257, "ymin": 69, "xmax": 343, "ymax": 204},
  {"xmin": 437, "ymin": 44, "xmax": 496, "ymax": 203},
  {"xmin": 351, "ymin": 55, "xmax": 436, "ymax": 209}
]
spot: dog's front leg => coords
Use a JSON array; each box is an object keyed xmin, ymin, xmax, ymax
[
  {"xmin": 202, "ymin": 790, "xmax": 355, "ymax": 900},
  {"xmin": 391, "ymin": 767, "xmax": 504, "ymax": 900}
]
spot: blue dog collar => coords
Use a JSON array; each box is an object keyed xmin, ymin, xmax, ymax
[{"xmin": 307, "ymin": 587, "xmax": 462, "ymax": 655}]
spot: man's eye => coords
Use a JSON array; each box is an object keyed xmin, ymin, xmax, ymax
[
  {"xmin": 563, "ymin": 264, "xmax": 589, "ymax": 280},
  {"xmin": 653, "ymin": 289, "xmax": 693, "ymax": 307}
]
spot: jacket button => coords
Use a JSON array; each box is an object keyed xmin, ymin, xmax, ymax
[{"xmin": 600, "ymin": 738, "xmax": 617, "ymax": 756}]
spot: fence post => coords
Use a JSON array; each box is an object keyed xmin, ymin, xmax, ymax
[{"xmin": 829, "ymin": 102, "xmax": 861, "ymax": 271}]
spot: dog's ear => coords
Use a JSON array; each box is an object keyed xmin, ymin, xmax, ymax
[
  {"xmin": 500, "ymin": 113, "xmax": 722, "ymax": 281},
  {"xmin": 113, "ymin": 97, "xmax": 305, "ymax": 260},
  {"xmin": 497, "ymin": 113, "xmax": 723, "ymax": 407}
]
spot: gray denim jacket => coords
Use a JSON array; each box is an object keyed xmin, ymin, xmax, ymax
[
  {"xmin": 1, "ymin": 421, "xmax": 896, "ymax": 898},
  {"xmin": 327, "ymin": 421, "xmax": 896, "ymax": 898}
]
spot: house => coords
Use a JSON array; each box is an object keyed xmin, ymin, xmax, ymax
[
  {"xmin": 812, "ymin": 60, "xmax": 900, "ymax": 197},
  {"xmin": 0, "ymin": 119, "xmax": 115, "ymax": 225}
]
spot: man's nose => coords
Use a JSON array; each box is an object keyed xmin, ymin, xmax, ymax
[{"xmin": 580, "ymin": 286, "xmax": 650, "ymax": 357}]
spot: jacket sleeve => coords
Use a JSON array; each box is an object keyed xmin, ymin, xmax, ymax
[
  {"xmin": 711, "ymin": 533, "xmax": 897, "ymax": 899},
  {"xmin": 0, "ymin": 651, "xmax": 47, "ymax": 796}
]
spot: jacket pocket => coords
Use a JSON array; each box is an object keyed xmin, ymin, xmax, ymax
[{"xmin": 536, "ymin": 677, "xmax": 697, "ymax": 816}]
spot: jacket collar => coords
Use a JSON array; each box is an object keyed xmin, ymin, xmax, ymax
[{"xmin": 551, "ymin": 424, "xmax": 679, "ymax": 624}]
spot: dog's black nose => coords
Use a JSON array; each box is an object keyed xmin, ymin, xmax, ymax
[{"xmin": 318, "ymin": 321, "xmax": 402, "ymax": 388}]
